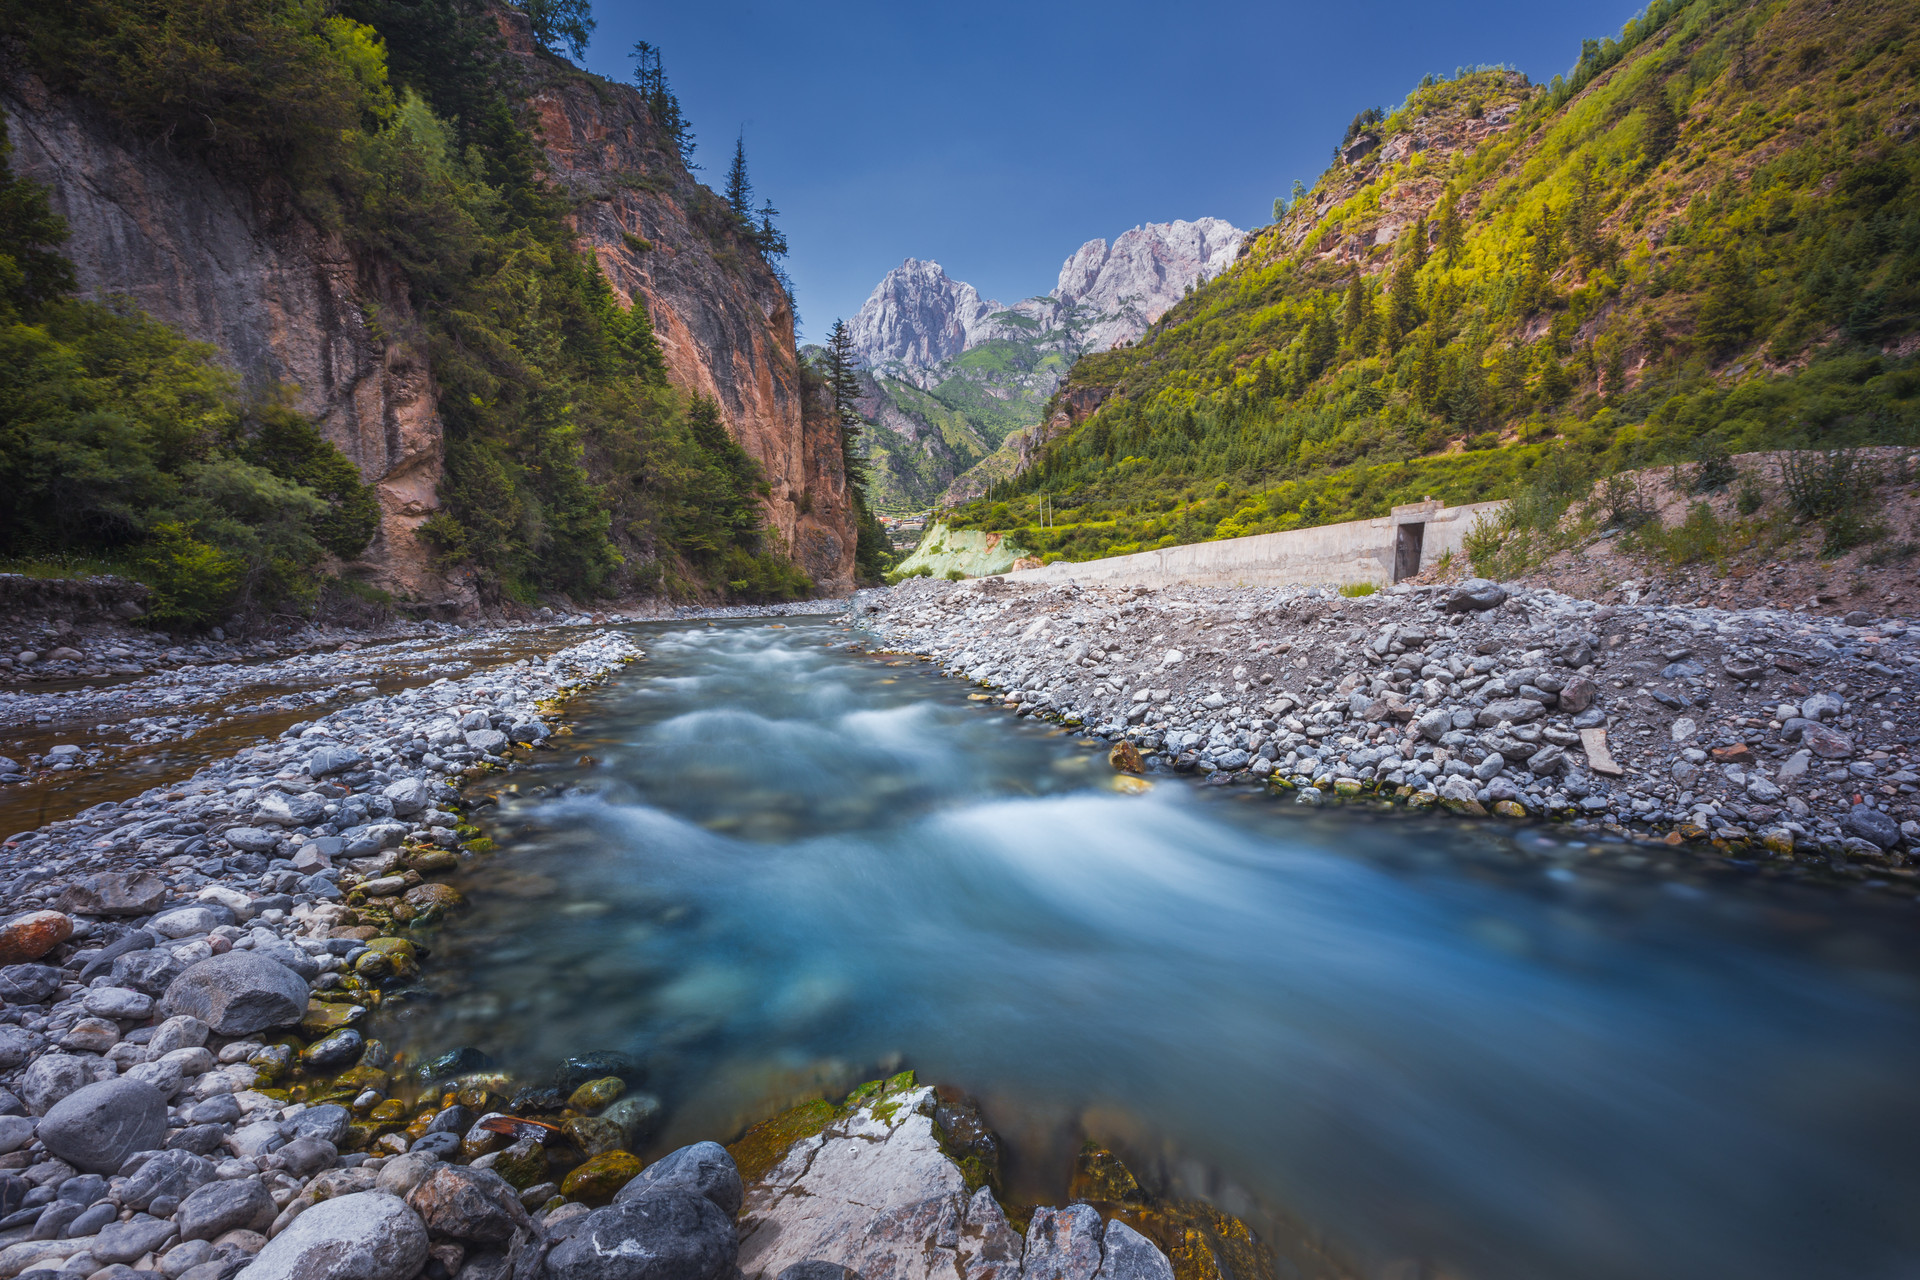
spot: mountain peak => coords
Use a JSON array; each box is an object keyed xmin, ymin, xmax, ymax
[{"xmin": 848, "ymin": 259, "xmax": 1003, "ymax": 371}]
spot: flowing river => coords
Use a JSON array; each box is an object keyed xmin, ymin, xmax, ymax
[{"xmin": 374, "ymin": 618, "xmax": 1920, "ymax": 1280}]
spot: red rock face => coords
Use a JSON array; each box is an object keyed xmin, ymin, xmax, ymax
[
  {"xmin": 497, "ymin": 12, "xmax": 855, "ymax": 596},
  {"xmin": 1, "ymin": 76, "xmax": 462, "ymax": 610},
  {"xmin": 0, "ymin": 911, "xmax": 73, "ymax": 965}
]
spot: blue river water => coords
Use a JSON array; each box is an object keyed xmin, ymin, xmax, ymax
[{"xmin": 379, "ymin": 618, "xmax": 1920, "ymax": 1280}]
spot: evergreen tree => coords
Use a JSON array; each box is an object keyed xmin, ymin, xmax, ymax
[
  {"xmin": 0, "ymin": 119, "xmax": 75, "ymax": 313},
  {"xmin": 629, "ymin": 41, "xmax": 695, "ymax": 164},
  {"xmin": 1637, "ymin": 79, "xmax": 1679, "ymax": 171},
  {"xmin": 1435, "ymin": 190, "xmax": 1464, "ymax": 266},
  {"xmin": 520, "ymin": 0, "xmax": 593, "ymax": 60},
  {"xmin": 1695, "ymin": 247, "xmax": 1759, "ymax": 357},
  {"xmin": 1384, "ymin": 252, "xmax": 1422, "ymax": 351},
  {"xmin": 824, "ymin": 318, "xmax": 892, "ymax": 581},
  {"xmin": 755, "ymin": 198, "xmax": 787, "ymax": 258},
  {"xmin": 725, "ymin": 133, "xmax": 753, "ymax": 225}
]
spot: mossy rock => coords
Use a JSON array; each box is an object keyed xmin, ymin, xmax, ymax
[
  {"xmin": 406, "ymin": 850, "xmax": 460, "ymax": 874},
  {"xmin": 1069, "ymin": 1145, "xmax": 1146, "ymax": 1206},
  {"xmin": 300, "ymin": 1000, "xmax": 366, "ymax": 1038},
  {"xmin": 560, "ymin": 1116, "xmax": 623, "ymax": 1157},
  {"xmin": 248, "ymin": 1043, "xmax": 295, "ymax": 1084},
  {"xmin": 559, "ymin": 1151, "xmax": 643, "ymax": 1204},
  {"xmin": 492, "ymin": 1139, "xmax": 548, "ymax": 1190},
  {"xmin": 725, "ymin": 1099, "xmax": 839, "ymax": 1185},
  {"xmin": 566, "ymin": 1076, "xmax": 625, "ymax": 1113}
]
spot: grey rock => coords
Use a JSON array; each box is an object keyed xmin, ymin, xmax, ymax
[
  {"xmin": 112, "ymin": 949, "xmax": 189, "ymax": 997},
  {"xmin": 225, "ymin": 1120, "xmax": 285, "ymax": 1160},
  {"xmin": 1801, "ymin": 692, "xmax": 1846, "ymax": 721},
  {"xmin": 1476, "ymin": 698, "xmax": 1546, "ymax": 727},
  {"xmin": 83, "ymin": 987, "xmax": 154, "ymax": 1021},
  {"xmin": 1444, "ymin": 579, "xmax": 1509, "ymax": 613},
  {"xmin": 119, "ymin": 1149, "xmax": 216, "ymax": 1211},
  {"xmin": 21, "ymin": 1053, "xmax": 93, "ymax": 1115},
  {"xmin": 1095, "ymin": 1221, "xmax": 1175, "ymax": 1280},
  {"xmin": 463, "ymin": 730, "xmax": 507, "ymax": 754},
  {"xmin": 1024, "ymin": 1204, "xmax": 1105, "ymax": 1278},
  {"xmin": 149, "ymin": 909, "xmax": 219, "ymax": 940},
  {"xmin": 168, "ymin": 1124, "xmax": 228, "ymax": 1156},
  {"xmin": 54, "ymin": 872, "xmax": 169, "ymax": 917},
  {"xmin": 79, "ymin": 931, "xmax": 154, "ymax": 982},
  {"xmin": 1803, "ymin": 724, "xmax": 1854, "ymax": 760},
  {"xmin": 1846, "ymin": 805, "xmax": 1901, "ymax": 850},
  {"xmin": 254, "ymin": 793, "xmax": 326, "ymax": 828},
  {"xmin": 92, "ymin": 1213, "xmax": 178, "ymax": 1264},
  {"xmin": 223, "ymin": 828, "xmax": 280, "ymax": 854},
  {"xmin": 162, "ymin": 952, "xmax": 307, "ymax": 1035},
  {"xmin": 288, "ymin": 1105, "xmax": 352, "ymax": 1147},
  {"xmin": 302, "ymin": 1031, "xmax": 363, "ymax": 1072},
  {"xmin": 381, "ymin": 779, "xmax": 429, "ymax": 819},
  {"xmin": 0, "ymin": 964, "xmax": 65, "ymax": 1004},
  {"xmin": 546, "ymin": 1191, "xmax": 734, "ymax": 1280},
  {"xmin": 599, "ymin": 1095, "xmax": 662, "ymax": 1150},
  {"xmin": 0, "ymin": 1026, "xmax": 41, "ymax": 1071},
  {"xmin": 775, "ymin": 1266, "xmax": 862, "ymax": 1280},
  {"xmin": 1527, "ymin": 745, "xmax": 1568, "ymax": 778},
  {"xmin": 1556, "ymin": 676, "xmax": 1597, "ymax": 714},
  {"xmin": 176, "ymin": 1177, "xmax": 275, "ymax": 1241},
  {"xmin": 66, "ymin": 1200, "xmax": 117, "ymax": 1237},
  {"xmin": 404, "ymin": 1166, "xmax": 529, "ymax": 1246},
  {"xmin": 307, "ymin": 747, "xmax": 367, "ymax": 780},
  {"xmin": 0, "ymin": 1114, "xmax": 35, "ymax": 1155},
  {"xmin": 271, "ymin": 1138, "xmax": 338, "ymax": 1179},
  {"xmin": 234, "ymin": 1192, "xmax": 427, "ymax": 1280},
  {"xmin": 614, "ymin": 1141, "xmax": 742, "ymax": 1218}
]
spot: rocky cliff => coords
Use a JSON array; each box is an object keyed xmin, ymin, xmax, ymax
[
  {"xmin": 0, "ymin": 13, "xmax": 854, "ymax": 605},
  {"xmin": 1052, "ymin": 217, "xmax": 1245, "ymax": 352},
  {"xmin": 0, "ymin": 75, "xmax": 458, "ymax": 608},
  {"xmin": 496, "ymin": 11, "xmax": 853, "ymax": 595}
]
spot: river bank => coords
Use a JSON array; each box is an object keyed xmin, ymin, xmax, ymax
[
  {"xmin": 0, "ymin": 610, "xmax": 1188, "ymax": 1280},
  {"xmin": 856, "ymin": 574, "xmax": 1920, "ymax": 881}
]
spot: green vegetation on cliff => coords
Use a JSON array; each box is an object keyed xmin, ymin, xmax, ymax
[
  {"xmin": 0, "ymin": 120, "xmax": 378, "ymax": 624},
  {"xmin": 952, "ymin": 0, "xmax": 1920, "ymax": 566},
  {"xmin": 0, "ymin": 0, "xmax": 816, "ymax": 613}
]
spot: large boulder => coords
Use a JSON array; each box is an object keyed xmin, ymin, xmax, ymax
[
  {"xmin": 240, "ymin": 1191, "xmax": 427, "ymax": 1280},
  {"xmin": 544, "ymin": 1191, "xmax": 735, "ymax": 1280},
  {"xmin": 36, "ymin": 1078, "xmax": 168, "ymax": 1172},
  {"xmin": 614, "ymin": 1142, "xmax": 741, "ymax": 1217},
  {"xmin": 1443, "ymin": 578, "xmax": 1509, "ymax": 613},
  {"xmin": 54, "ymin": 872, "xmax": 169, "ymax": 916},
  {"xmin": 308, "ymin": 746, "xmax": 367, "ymax": 779},
  {"xmin": 163, "ymin": 952, "xmax": 309, "ymax": 1035},
  {"xmin": 1846, "ymin": 804, "xmax": 1902, "ymax": 850}
]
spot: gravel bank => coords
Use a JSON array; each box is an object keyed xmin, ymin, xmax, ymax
[{"xmin": 857, "ymin": 575, "xmax": 1920, "ymax": 881}]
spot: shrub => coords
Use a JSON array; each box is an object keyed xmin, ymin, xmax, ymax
[
  {"xmin": 139, "ymin": 522, "xmax": 242, "ymax": 626},
  {"xmin": 1780, "ymin": 448, "xmax": 1875, "ymax": 520},
  {"xmin": 945, "ymin": 568, "xmax": 966, "ymax": 581}
]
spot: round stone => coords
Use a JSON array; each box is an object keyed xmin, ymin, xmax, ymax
[{"xmin": 37, "ymin": 1078, "xmax": 168, "ymax": 1173}]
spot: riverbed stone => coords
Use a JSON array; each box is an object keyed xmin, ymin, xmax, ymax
[
  {"xmin": 163, "ymin": 952, "xmax": 309, "ymax": 1035},
  {"xmin": 1444, "ymin": 579, "xmax": 1508, "ymax": 612},
  {"xmin": 37, "ymin": 1078, "xmax": 168, "ymax": 1172},
  {"xmin": 0, "ymin": 963, "xmax": 64, "ymax": 1004},
  {"xmin": 1846, "ymin": 805, "xmax": 1901, "ymax": 850},
  {"xmin": 93, "ymin": 1213, "xmax": 179, "ymax": 1264},
  {"xmin": 307, "ymin": 747, "xmax": 367, "ymax": 780},
  {"xmin": 113, "ymin": 949, "xmax": 189, "ymax": 996},
  {"xmin": 616, "ymin": 1142, "xmax": 741, "ymax": 1217},
  {"xmin": 54, "ymin": 872, "xmax": 168, "ymax": 917},
  {"xmin": 0, "ymin": 912, "xmax": 73, "ymax": 966},
  {"xmin": 150, "ymin": 908, "xmax": 220, "ymax": 940},
  {"xmin": 176, "ymin": 1176, "xmax": 275, "ymax": 1240},
  {"xmin": 566, "ymin": 1077, "xmax": 625, "ymax": 1113},
  {"xmin": 223, "ymin": 828, "xmax": 280, "ymax": 854},
  {"xmin": 559, "ymin": 1152, "xmax": 643, "ymax": 1204},
  {"xmin": 405, "ymin": 1166, "xmax": 530, "ymax": 1246},
  {"xmin": 242, "ymin": 1191, "xmax": 427, "ymax": 1280},
  {"xmin": 1023, "ymin": 1204, "xmax": 1104, "ymax": 1279},
  {"xmin": 545, "ymin": 1191, "xmax": 734, "ymax": 1280}
]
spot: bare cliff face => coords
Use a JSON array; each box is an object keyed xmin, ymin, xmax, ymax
[
  {"xmin": 0, "ymin": 75, "xmax": 460, "ymax": 608},
  {"xmin": 496, "ymin": 11, "xmax": 853, "ymax": 595},
  {"xmin": 1052, "ymin": 217, "xmax": 1245, "ymax": 351}
]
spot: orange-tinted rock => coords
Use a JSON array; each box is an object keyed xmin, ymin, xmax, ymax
[
  {"xmin": 0, "ymin": 911, "xmax": 72, "ymax": 965},
  {"xmin": 1107, "ymin": 741, "xmax": 1144, "ymax": 774}
]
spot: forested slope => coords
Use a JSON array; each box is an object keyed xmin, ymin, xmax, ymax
[
  {"xmin": 948, "ymin": 0, "xmax": 1920, "ymax": 564},
  {"xmin": 0, "ymin": 0, "xmax": 847, "ymax": 623}
]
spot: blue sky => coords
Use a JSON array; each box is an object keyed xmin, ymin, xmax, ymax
[{"xmin": 581, "ymin": 1, "xmax": 1646, "ymax": 344}]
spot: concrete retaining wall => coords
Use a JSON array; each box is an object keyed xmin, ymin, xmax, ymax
[{"xmin": 1000, "ymin": 499, "xmax": 1507, "ymax": 590}]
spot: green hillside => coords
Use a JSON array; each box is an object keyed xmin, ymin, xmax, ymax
[
  {"xmin": 946, "ymin": 0, "xmax": 1920, "ymax": 565},
  {"xmin": 859, "ymin": 329, "xmax": 1073, "ymax": 511}
]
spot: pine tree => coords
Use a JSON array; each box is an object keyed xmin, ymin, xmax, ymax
[
  {"xmin": 1695, "ymin": 247, "xmax": 1759, "ymax": 357},
  {"xmin": 825, "ymin": 320, "xmax": 865, "ymax": 479},
  {"xmin": 755, "ymin": 199, "xmax": 786, "ymax": 258},
  {"xmin": 520, "ymin": 0, "xmax": 594, "ymax": 60},
  {"xmin": 1435, "ymin": 190, "xmax": 1464, "ymax": 266},
  {"xmin": 629, "ymin": 41, "xmax": 695, "ymax": 165},
  {"xmin": 1384, "ymin": 252, "xmax": 1422, "ymax": 352},
  {"xmin": 725, "ymin": 134, "xmax": 753, "ymax": 225}
]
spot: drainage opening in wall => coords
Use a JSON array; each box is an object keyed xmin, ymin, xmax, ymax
[{"xmin": 1394, "ymin": 523, "xmax": 1425, "ymax": 583}]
